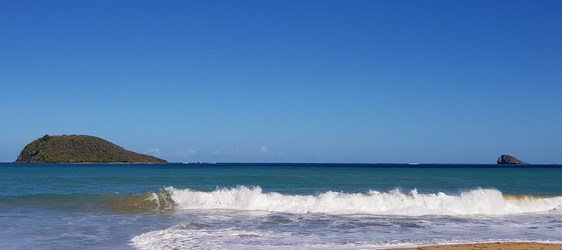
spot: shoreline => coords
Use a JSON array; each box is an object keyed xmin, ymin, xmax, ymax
[{"xmin": 393, "ymin": 242, "xmax": 562, "ymax": 250}]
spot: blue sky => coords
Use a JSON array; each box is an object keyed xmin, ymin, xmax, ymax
[{"xmin": 1, "ymin": 0, "xmax": 561, "ymax": 163}]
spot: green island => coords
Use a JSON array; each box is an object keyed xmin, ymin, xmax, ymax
[{"xmin": 15, "ymin": 135, "xmax": 167, "ymax": 163}]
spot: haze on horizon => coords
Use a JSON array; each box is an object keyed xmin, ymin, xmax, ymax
[{"xmin": 1, "ymin": 1, "xmax": 561, "ymax": 164}]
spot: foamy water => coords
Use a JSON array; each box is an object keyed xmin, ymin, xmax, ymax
[
  {"xmin": 130, "ymin": 186, "xmax": 562, "ymax": 249},
  {"xmin": 131, "ymin": 206, "xmax": 562, "ymax": 250},
  {"xmin": 163, "ymin": 186, "xmax": 562, "ymax": 215}
]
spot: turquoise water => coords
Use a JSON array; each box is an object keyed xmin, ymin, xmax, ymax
[{"xmin": 1, "ymin": 163, "xmax": 562, "ymax": 249}]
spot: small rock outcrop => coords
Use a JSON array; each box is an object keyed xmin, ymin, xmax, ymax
[
  {"xmin": 15, "ymin": 134, "xmax": 167, "ymax": 163},
  {"xmin": 497, "ymin": 154, "xmax": 527, "ymax": 165}
]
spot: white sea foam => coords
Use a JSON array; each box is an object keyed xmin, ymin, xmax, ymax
[
  {"xmin": 131, "ymin": 187, "xmax": 562, "ymax": 250},
  {"xmin": 164, "ymin": 186, "xmax": 562, "ymax": 216},
  {"xmin": 131, "ymin": 225, "xmax": 562, "ymax": 250},
  {"xmin": 131, "ymin": 227, "xmax": 404, "ymax": 250}
]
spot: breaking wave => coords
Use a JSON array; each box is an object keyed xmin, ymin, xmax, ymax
[
  {"xmin": 6, "ymin": 186, "xmax": 562, "ymax": 215},
  {"xmin": 164, "ymin": 186, "xmax": 562, "ymax": 216}
]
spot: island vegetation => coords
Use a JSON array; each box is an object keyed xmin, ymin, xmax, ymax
[{"xmin": 15, "ymin": 134, "xmax": 167, "ymax": 163}]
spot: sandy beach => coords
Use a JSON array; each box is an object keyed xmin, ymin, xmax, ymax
[{"xmin": 395, "ymin": 242, "xmax": 562, "ymax": 250}]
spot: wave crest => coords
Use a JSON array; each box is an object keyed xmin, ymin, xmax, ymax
[
  {"xmin": 109, "ymin": 190, "xmax": 175, "ymax": 213},
  {"xmin": 165, "ymin": 186, "xmax": 562, "ymax": 215}
]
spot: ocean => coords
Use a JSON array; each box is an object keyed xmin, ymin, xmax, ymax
[{"xmin": 1, "ymin": 163, "xmax": 561, "ymax": 249}]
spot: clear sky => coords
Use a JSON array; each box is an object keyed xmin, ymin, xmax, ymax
[{"xmin": 1, "ymin": 0, "xmax": 561, "ymax": 163}]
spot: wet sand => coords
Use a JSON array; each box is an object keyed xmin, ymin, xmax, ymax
[{"xmin": 394, "ymin": 242, "xmax": 562, "ymax": 250}]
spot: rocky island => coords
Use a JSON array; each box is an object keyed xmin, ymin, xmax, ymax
[
  {"xmin": 497, "ymin": 154, "xmax": 527, "ymax": 165},
  {"xmin": 15, "ymin": 135, "xmax": 167, "ymax": 163}
]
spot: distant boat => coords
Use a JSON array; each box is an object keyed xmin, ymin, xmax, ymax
[{"xmin": 408, "ymin": 163, "xmax": 420, "ymax": 165}]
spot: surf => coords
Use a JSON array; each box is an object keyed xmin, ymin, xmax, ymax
[
  {"xmin": 5, "ymin": 186, "xmax": 561, "ymax": 216},
  {"xmin": 164, "ymin": 186, "xmax": 562, "ymax": 216}
]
